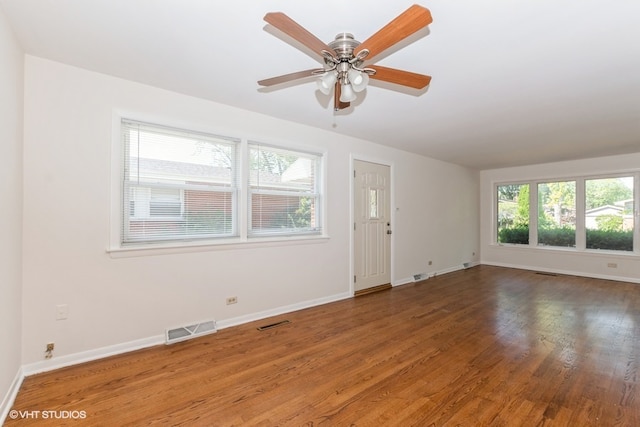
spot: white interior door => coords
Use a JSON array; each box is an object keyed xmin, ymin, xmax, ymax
[{"xmin": 354, "ymin": 160, "xmax": 391, "ymax": 292}]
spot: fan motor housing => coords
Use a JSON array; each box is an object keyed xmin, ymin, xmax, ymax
[{"xmin": 329, "ymin": 33, "xmax": 360, "ymax": 60}]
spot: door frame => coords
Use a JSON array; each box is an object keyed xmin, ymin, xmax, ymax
[{"xmin": 349, "ymin": 155, "xmax": 395, "ymax": 296}]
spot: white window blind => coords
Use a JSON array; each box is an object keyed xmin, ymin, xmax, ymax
[
  {"xmin": 248, "ymin": 142, "xmax": 322, "ymax": 236},
  {"xmin": 122, "ymin": 119, "xmax": 239, "ymax": 244}
]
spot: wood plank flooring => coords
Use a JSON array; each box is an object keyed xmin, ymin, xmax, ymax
[{"xmin": 6, "ymin": 266, "xmax": 640, "ymax": 426}]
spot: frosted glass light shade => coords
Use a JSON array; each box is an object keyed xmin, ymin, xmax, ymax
[
  {"xmin": 317, "ymin": 72, "xmax": 337, "ymax": 95},
  {"xmin": 348, "ymin": 69, "xmax": 369, "ymax": 92},
  {"xmin": 340, "ymin": 83, "xmax": 357, "ymax": 102}
]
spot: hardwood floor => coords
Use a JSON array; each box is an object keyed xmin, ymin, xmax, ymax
[{"xmin": 7, "ymin": 266, "xmax": 640, "ymax": 426}]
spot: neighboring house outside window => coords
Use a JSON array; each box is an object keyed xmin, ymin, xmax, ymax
[
  {"xmin": 248, "ymin": 142, "xmax": 322, "ymax": 237},
  {"xmin": 119, "ymin": 119, "xmax": 324, "ymax": 247},
  {"xmin": 121, "ymin": 119, "xmax": 239, "ymax": 245},
  {"xmin": 495, "ymin": 175, "xmax": 636, "ymax": 253}
]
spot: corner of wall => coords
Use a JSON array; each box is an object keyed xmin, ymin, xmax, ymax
[
  {"xmin": 0, "ymin": 5, "xmax": 25, "ymax": 423},
  {"xmin": 0, "ymin": 368, "xmax": 25, "ymax": 425}
]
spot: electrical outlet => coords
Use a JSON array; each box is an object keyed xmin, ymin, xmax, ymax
[
  {"xmin": 45, "ymin": 342, "xmax": 54, "ymax": 359},
  {"xmin": 428, "ymin": 260, "xmax": 433, "ymax": 266},
  {"xmin": 226, "ymin": 296, "xmax": 238, "ymax": 305}
]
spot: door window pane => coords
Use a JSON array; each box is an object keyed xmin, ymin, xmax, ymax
[{"xmin": 369, "ymin": 189, "xmax": 379, "ymax": 219}]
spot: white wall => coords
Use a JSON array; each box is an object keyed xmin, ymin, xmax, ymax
[
  {"xmin": 390, "ymin": 149, "xmax": 479, "ymax": 278},
  {"xmin": 0, "ymin": 5, "xmax": 23, "ymax": 416},
  {"xmin": 480, "ymin": 154, "xmax": 640, "ymax": 281},
  {"xmin": 22, "ymin": 56, "xmax": 479, "ymax": 366}
]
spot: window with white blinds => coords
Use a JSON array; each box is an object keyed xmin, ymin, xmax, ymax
[
  {"xmin": 248, "ymin": 142, "xmax": 322, "ymax": 236},
  {"xmin": 122, "ymin": 120, "xmax": 239, "ymax": 244}
]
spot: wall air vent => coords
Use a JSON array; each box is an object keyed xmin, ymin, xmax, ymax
[
  {"xmin": 413, "ymin": 273, "xmax": 427, "ymax": 282},
  {"xmin": 165, "ymin": 319, "xmax": 217, "ymax": 345}
]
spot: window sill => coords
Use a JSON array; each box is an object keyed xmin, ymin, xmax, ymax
[{"xmin": 107, "ymin": 235, "xmax": 330, "ymax": 258}]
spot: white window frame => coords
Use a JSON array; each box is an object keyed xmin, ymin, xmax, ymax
[
  {"xmin": 247, "ymin": 141, "xmax": 323, "ymax": 238},
  {"xmin": 119, "ymin": 118, "xmax": 240, "ymax": 246},
  {"xmin": 494, "ymin": 172, "xmax": 640, "ymax": 255},
  {"xmin": 536, "ymin": 179, "xmax": 577, "ymax": 248},
  {"xmin": 496, "ymin": 182, "xmax": 530, "ymax": 245},
  {"xmin": 109, "ymin": 115, "xmax": 328, "ymax": 255}
]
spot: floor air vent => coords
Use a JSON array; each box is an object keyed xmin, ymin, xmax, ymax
[
  {"xmin": 166, "ymin": 319, "xmax": 217, "ymax": 345},
  {"xmin": 257, "ymin": 320, "xmax": 290, "ymax": 331}
]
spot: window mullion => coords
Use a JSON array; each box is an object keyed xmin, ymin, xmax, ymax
[
  {"xmin": 529, "ymin": 182, "xmax": 538, "ymax": 247},
  {"xmin": 238, "ymin": 139, "xmax": 249, "ymax": 239},
  {"xmin": 575, "ymin": 178, "xmax": 586, "ymax": 250},
  {"xmin": 635, "ymin": 173, "xmax": 640, "ymax": 254}
]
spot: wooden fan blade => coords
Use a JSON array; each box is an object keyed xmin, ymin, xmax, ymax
[
  {"xmin": 334, "ymin": 83, "xmax": 350, "ymax": 111},
  {"xmin": 264, "ymin": 12, "xmax": 336, "ymax": 59},
  {"xmin": 354, "ymin": 5, "xmax": 432, "ymax": 62},
  {"xmin": 369, "ymin": 65, "xmax": 431, "ymax": 89},
  {"xmin": 258, "ymin": 69, "xmax": 320, "ymax": 87}
]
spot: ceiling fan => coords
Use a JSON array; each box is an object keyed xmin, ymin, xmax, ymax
[{"xmin": 258, "ymin": 4, "xmax": 433, "ymax": 111}]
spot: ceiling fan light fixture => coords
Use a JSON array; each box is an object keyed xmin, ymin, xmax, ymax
[
  {"xmin": 339, "ymin": 83, "xmax": 357, "ymax": 103},
  {"xmin": 317, "ymin": 71, "xmax": 337, "ymax": 95}
]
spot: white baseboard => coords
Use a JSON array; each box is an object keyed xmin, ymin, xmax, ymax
[
  {"xmin": 216, "ymin": 291, "xmax": 351, "ymax": 330},
  {"xmin": 482, "ymin": 261, "xmax": 640, "ymax": 284},
  {"xmin": 462, "ymin": 261, "xmax": 481, "ymax": 269},
  {"xmin": 437, "ymin": 263, "xmax": 469, "ymax": 275},
  {"xmin": 394, "ymin": 262, "xmax": 479, "ymax": 288},
  {"xmin": 20, "ymin": 291, "xmax": 352, "ymax": 379},
  {"xmin": 393, "ymin": 276, "xmax": 415, "ymax": 287},
  {"xmin": 0, "ymin": 367, "xmax": 25, "ymax": 425},
  {"xmin": 22, "ymin": 335, "xmax": 165, "ymax": 377},
  {"xmin": 4, "ymin": 287, "xmax": 418, "ymax": 423}
]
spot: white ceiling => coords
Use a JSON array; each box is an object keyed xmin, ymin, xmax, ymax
[{"xmin": 2, "ymin": 0, "xmax": 639, "ymax": 170}]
